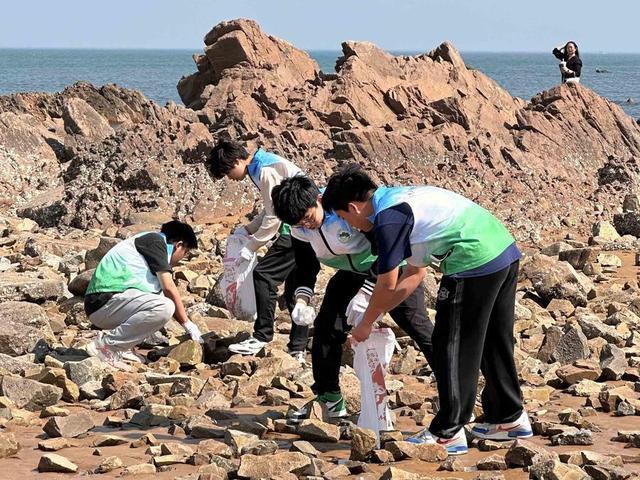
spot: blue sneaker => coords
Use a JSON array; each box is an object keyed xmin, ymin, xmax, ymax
[
  {"xmin": 406, "ymin": 427, "xmax": 468, "ymax": 455},
  {"xmin": 471, "ymin": 410, "xmax": 533, "ymax": 440}
]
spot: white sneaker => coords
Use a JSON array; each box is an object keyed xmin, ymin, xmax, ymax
[
  {"xmin": 228, "ymin": 337, "xmax": 267, "ymax": 355},
  {"xmin": 121, "ymin": 349, "xmax": 146, "ymax": 364},
  {"xmin": 471, "ymin": 410, "xmax": 533, "ymax": 440},
  {"xmin": 289, "ymin": 350, "xmax": 306, "ymax": 365},
  {"xmin": 85, "ymin": 335, "xmax": 132, "ymax": 372},
  {"xmin": 406, "ymin": 427, "xmax": 468, "ymax": 455}
]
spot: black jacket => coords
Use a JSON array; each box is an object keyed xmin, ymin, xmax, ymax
[{"xmin": 553, "ymin": 48, "xmax": 582, "ymax": 81}]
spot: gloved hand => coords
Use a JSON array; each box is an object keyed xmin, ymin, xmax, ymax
[
  {"xmin": 233, "ymin": 225, "xmax": 249, "ymax": 237},
  {"xmin": 183, "ymin": 320, "xmax": 204, "ymax": 344},
  {"xmin": 291, "ymin": 298, "xmax": 315, "ymax": 326},
  {"xmin": 559, "ymin": 61, "xmax": 568, "ymax": 72},
  {"xmin": 346, "ymin": 280, "xmax": 381, "ymax": 326},
  {"xmin": 235, "ymin": 246, "xmax": 255, "ymax": 265}
]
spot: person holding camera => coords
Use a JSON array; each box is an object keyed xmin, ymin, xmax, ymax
[{"xmin": 553, "ymin": 41, "xmax": 582, "ymax": 84}]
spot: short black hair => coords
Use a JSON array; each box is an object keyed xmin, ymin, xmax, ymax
[
  {"xmin": 205, "ymin": 139, "xmax": 249, "ymax": 179},
  {"xmin": 272, "ymin": 176, "xmax": 320, "ymax": 225},
  {"xmin": 321, "ymin": 164, "xmax": 378, "ymax": 212},
  {"xmin": 161, "ymin": 220, "xmax": 198, "ymax": 249}
]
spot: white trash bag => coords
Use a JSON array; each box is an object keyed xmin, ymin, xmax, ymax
[
  {"xmin": 220, "ymin": 234, "xmax": 257, "ymax": 321},
  {"xmin": 353, "ymin": 327, "xmax": 396, "ymax": 446}
]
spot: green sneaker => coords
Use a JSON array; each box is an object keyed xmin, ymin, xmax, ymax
[{"xmin": 287, "ymin": 391, "xmax": 348, "ymax": 423}]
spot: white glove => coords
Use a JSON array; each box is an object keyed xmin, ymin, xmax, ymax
[
  {"xmin": 291, "ymin": 299, "xmax": 316, "ymax": 326},
  {"xmin": 233, "ymin": 226, "xmax": 249, "ymax": 237},
  {"xmin": 346, "ymin": 280, "xmax": 380, "ymax": 326},
  {"xmin": 235, "ymin": 246, "xmax": 254, "ymax": 265},
  {"xmin": 183, "ymin": 320, "xmax": 204, "ymax": 344}
]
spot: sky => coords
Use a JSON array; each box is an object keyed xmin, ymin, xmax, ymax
[{"xmin": 1, "ymin": 0, "xmax": 638, "ymax": 53}]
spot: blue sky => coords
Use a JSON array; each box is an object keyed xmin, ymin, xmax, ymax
[{"xmin": 1, "ymin": 0, "xmax": 638, "ymax": 52}]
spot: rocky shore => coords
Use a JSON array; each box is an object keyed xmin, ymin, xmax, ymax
[{"xmin": 0, "ymin": 18, "xmax": 639, "ymax": 480}]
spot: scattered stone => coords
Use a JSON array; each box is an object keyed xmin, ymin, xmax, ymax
[
  {"xmin": 122, "ymin": 463, "xmax": 156, "ymax": 475},
  {"xmin": 505, "ymin": 440, "xmax": 552, "ymax": 467},
  {"xmin": 380, "ymin": 466, "xmax": 422, "ymax": 480},
  {"xmin": 551, "ymin": 429, "xmax": 594, "ymax": 446},
  {"xmin": 93, "ymin": 435, "xmax": 128, "ymax": 447},
  {"xmin": 0, "ymin": 301, "xmax": 55, "ymax": 355},
  {"xmin": 168, "ymin": 340, "xmax": 203, "ymax": 366},
  {"xmin": 109, "ymin": 381, "xmax": 143, "ymax": 410},
  {"xmin": 439, "ymin": 455, "xmax": 466, "ymax": 471},
  {"xmin": 40, "ymin": 406, "xmax": 70, "ymax": 418},
  {"xmin": 600, "ymin": 344, "xmax": 628, "ymax": 380},
  {"xmin": 43, "ymin": 412, "xmax": 94, "ymax": 438},
  {"xmin": 237, "ymin": 452, "xmax": 311, "ymax": 478},
  {"xmin": 0, "ymin": 432, "xmax": 19, "ymax": 458},
  {"xmin": 370, "ymin": 448, "xmax": 396, "ymax": 464},
  {"xmin": 38, "ymin": 453, "xmax": 78, "ymax": 473},
  {"xmin": 478, "ymin": 439, "xmax": 514, "ymax": 451},
  {"xmin": 64, "ymin": 356, "xmax": 104, "ymax": 386},
  {"xmin": 95, "ymin": 455, "xmax": 123, "ymax": 474},
  {"xmin": 350, "ymin": 426, "xmax": 378, "ymax": 461},
  {"xmin": 0, "ymin": 376, "xmax": 62, "ymax": 411},
  {"xmin": 297, "ymin": 419, "xmax": 341, "ymax": 443},
  {"xmin": 384, "ymin": 441, "xmax": 448, "ymax": 462},
  {"xmin": 552, "ymin": 326, "xmax": 590, "ymax": 365},
  {"xmin": 477, "ymin": 454, "xmax": 508, "ymax": 470},
  {"xmin": 38, "ymin": 438, "xmax": 76, "ymax": 451}
]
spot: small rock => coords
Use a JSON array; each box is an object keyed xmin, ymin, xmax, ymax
[
  {"xmin": 92, "ymin": 434, "xmax": 128, "ymax": 447},
  {"xmin": 350, "ymin": 426, "xmax": 378, "ymax": 461},
  {"xmin": 370, "ymin": 449, "xmax": 396, "ymax": 463},
  {"xmin": 600, "ymin": 344, "xmax": 628, "ymax": 381},
  {"xmin": 38, "ymin": 453, "xmax": 78, "ymax": 473},
  {"xmin": 477, "ymin": 453, "xmax": 508, "ymax": 470},
  {"xmin": 38, "ymin": 437, "xmax": 75, "ymax": 451},
  {"xmin": 168, "ymin": 340, "xmax": 203, "ymax": 366},
  {"xmin": 109, "ymin": 381, "xmax": 143, "ymax": 410},
  {"xmin": 290, "ymin": 440, "xmax": 320, "ymax": 456},
  {"xmin": 64, "ymin": 356, "xmax": 104, "ymax": 386},
  {"xmin": 379, "ymin": 466, "xmax": 422, "ymax": 480},
  {"xmin": 0, "ymin": 432, "xmax": 20, "ymax": 458},
  {"xmin": 40, "ymin": 406, "xmax": 70, "ymax": 418},
  {"xmin": 237, "ymin": 452, "xmax": 311, "ymax": 478},
  {"xmin": 297, "ymin": 419, "xmax": 341, "ymax": 443},
  {"xmin": 505, "ymin": 439, "xmax": 552, "ymax": 467},
  {"xmin": 95, "ymin": 455, "xmax": 123, "ymax": 474},
  {"xmin": 122, "ymin": 463, "xmax": 156, "ymax": 475},
  {"xmin": 551, "ymin": 429, "xmax": 593, "ymax": 446}
]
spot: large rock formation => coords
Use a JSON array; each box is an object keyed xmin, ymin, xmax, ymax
[
  {"xmin": 1, "ymin": 18, "xmax": 640, "ymax": 241},
  {"xmin": 177, "ymin": 18, "xmax": 640, "ymax": 241}
]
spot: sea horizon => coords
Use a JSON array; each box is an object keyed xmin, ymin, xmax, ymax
[{"xmin": 1, "ymin": 48, "xmax": 639, "ymax": 119}]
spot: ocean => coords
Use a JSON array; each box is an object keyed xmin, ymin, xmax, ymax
[{"xmin": 0, "ymin": 49, "xmax": 638, "ymax": 119}]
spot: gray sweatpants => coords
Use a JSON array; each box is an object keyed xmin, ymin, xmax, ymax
[{"xmin": 89, "ymin": 289, "xmax": 175, "ymax": 351}]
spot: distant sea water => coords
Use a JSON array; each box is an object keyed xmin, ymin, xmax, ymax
[{"xmin": 0, "ymin": 49, "xmax": 639, "ymax": 119}]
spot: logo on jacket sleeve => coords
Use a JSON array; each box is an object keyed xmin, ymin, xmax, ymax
[{"xmin": 337, "ymin": 230, "xmax": 351, "ymax": 243}]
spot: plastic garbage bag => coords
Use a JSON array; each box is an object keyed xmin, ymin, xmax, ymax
[
  {"xmin": 220, "ymin": 234, "xmax": 257, "ymax": 320},
  {"xmin": 353, "ymin": 327, "xmax": 396, "ymax": 446}
]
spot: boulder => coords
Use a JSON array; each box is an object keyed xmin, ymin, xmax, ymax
[
  {"xmin": 0, "ymin": 301, "xmax": 55, "ymax": 355},
  {"xmin": 0, "ymin": 272, "xmax": 65, "ymax": 303},
  {"xmin": 522, "ymin": 255, "xmax": 594, "ymax": 307},
  {"xmin": 43, "ymin": 412, "xmax": 94, "ymax": 438},
  {"xmin": 552, "ymin": 326, "xmax": 590, "ymax": 365},
  {"xmin": 0, "ymin": 376, "xmax": 62, "ymax": 411},
  {"xmin": 350, "ymin": 426, "xmax": 378, "ymax": 461}
]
